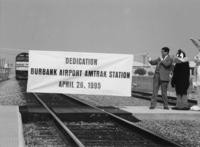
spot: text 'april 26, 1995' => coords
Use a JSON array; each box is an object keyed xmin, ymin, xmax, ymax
[{"xmin": 58, "ymin": 81, "xmax": 101, "ymax": 89}]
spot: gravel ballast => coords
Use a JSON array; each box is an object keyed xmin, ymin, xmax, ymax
[
  {"xmin": 73, "ymin": 94, "xmax": 200, "ymax": 147},
  {"xmin": 136, "ymin": 120, "xmax": 200, "ymax": 147},
  {"xmin": 73, "ymin": 94, "xmax": 163, "ymax": 107}
]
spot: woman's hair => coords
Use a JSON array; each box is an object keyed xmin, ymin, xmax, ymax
[{"xmin": 176, "ymin": 49, "xmax": 186, "ymax": 58}]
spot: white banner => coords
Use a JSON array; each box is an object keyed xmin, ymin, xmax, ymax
[{"xmin": 27, "ymin": 50, "xmax": 133, "ymax": 96}]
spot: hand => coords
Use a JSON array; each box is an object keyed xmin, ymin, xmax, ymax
[
  {"xmin": 194, "ymin": 55, "xmax": 200, "ymax": 61},
  {"xmin": 173, "ymin": 56, "xmax": 181, "ymax": 63},
  {"xmin": 147, "ymin": 56, "xmax": 152, "ymax": 62},
  {"xmin": 194, "ymin": 53, "xmax": 200, "ymax": 60}
]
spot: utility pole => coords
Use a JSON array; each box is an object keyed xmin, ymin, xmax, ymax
[
  {"xmin": 141, "ymin": 54, "xmax": 146, "ymax": 66},
  {"xmin": 141, "ymin": 54, "xmax": 149, "ymax": 66}
]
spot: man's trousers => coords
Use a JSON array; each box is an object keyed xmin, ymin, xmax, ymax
[{"xmin": 151, "ymin": 73, "xmax": 169, "ymax": 108}]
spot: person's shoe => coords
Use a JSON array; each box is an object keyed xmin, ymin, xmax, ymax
[
  {"xmin": 164, "ymin": 107, "xmax": 169, "ymax": 110},
  {"xmin": 171, "ymin": 107, "xmax": 179, "ymax": 110},
  {"xmin": 172, "ymin": 107, "xmax": 190, "ymax": 110},
  {"xmin": 180, "ymin": 107, "xmax": 190, "ymax": 110},
  {"xmin": 149, "ymin": 106, "xmax": 156, "ymax": 109}
]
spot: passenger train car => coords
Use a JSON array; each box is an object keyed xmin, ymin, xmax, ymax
[{"xmin": 15, "ymin": 52, "xmax": 29, "ymax": 80}]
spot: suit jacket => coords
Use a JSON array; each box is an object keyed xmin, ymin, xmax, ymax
[{"xmin": 149, "ymin": 55, "xmax": 173, "ymax": 81}]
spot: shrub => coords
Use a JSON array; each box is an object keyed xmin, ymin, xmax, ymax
[
  {"xmin": 148, "ymin": 71, "xmax": 154, "ymax": 76},
  {"xmin": 134, "ymin": 68, "xmax": 146, "ymax": 75}
]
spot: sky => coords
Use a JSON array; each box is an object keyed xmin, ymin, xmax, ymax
[{"xmin": 1, "ymin": 0, "xmax": 200, "ymax": 64}]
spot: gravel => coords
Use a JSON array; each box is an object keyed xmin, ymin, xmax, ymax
[
  {"xmin": 23, "ymin": 121, "xmax": 66, "ymax": 147},
  {"xmin": 73, "ymin": 94, "xmax": 163, "ymax": 107},
  {"xmin": 0, "ymin": 79, "xmax": 26, "ymax": 105},
  {"xmin": 135, "ymin": 120, "xmax": 200, "ymax": 147},
  {"xmin": 73, "ymin": 94, "xmax": 200, "ymax": 147}
]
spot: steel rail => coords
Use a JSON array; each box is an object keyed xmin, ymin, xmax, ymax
[
  {"xmin": 64, "ymin": 94, "xmax": 183, "ymax": 147},
  {"xmin": 33, "ymin": 93, "xmax": 85, "ymax": 147}
]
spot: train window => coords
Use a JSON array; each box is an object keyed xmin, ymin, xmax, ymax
[
  {"xmin": 16, "ymin": 53, "xmax": 29, "ymax": 61},
  {"xmin": 16, "ymin": 56, "xmax": 28, "ymax": 61}
]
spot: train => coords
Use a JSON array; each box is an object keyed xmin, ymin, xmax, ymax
[{"xmin": 15, "ymin": 52, "xmax": 29, "ymax": 80}]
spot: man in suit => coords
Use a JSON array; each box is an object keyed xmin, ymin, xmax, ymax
[{"xmin": 148, "ymin": 47, "xmax": 173, "ymax": 109}]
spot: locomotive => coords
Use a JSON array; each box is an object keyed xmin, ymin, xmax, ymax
[{"xmin": 15, "ymin": 52, "xmax": 29, "ymax": 80}]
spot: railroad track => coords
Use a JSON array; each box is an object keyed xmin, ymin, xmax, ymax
[
  {"xmin": 132, "ymin": 90, "xmax": 197, "ymax": 107},
  {"xmin": 21, "ymin": 93, "xmax": 183, "ymax": 147}
]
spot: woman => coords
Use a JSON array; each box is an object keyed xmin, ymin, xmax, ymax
[
  {"xmin": 171, "ymin": 49, "xmax": 190, "ymax": 110},
  {"xmin": 191, "ymin": 52, "xmax": 200, "ymax": 110}
]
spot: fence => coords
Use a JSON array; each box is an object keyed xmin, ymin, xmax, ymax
[
  {"xmin": 132, "ymin": 75, "xmax": 196, "ymax": 98},
  {"xmin": 0, "ymin": 67, "xmax": 10, "ymax": 81}
]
